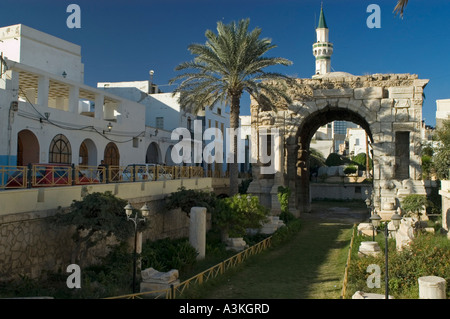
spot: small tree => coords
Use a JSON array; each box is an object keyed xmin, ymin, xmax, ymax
[
  {"xmin": 164, "ymin": 187, "xmax": 218, "ymax": 216},
  {"xmin": 52, "ymin": 191, "xmax": 145, "ymax": 264},
  {"xmin": 433, "ymin": 119, "xmax": 450, "ymax": 180},
  {"xmin": 212, "ymin": 194, "xmax": 269, "ymax": 240},
  {"xmin": 400, "ymin": 194, "xmax": 430, "ymax": 230},
  {"xmin": 277, "ymin": 186, "xmax": 294, "ymax": 223}
]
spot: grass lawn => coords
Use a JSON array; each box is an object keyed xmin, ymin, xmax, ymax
[{"xmin": 182, "ymin": 216, "xmax": 355, "ymax": 299}]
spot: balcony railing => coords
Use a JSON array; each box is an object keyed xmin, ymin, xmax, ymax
[{"xmin": 0, "ymin": 164, "xmax": 234, "ymax": 190}]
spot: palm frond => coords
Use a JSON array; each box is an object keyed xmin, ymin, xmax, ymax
[{"xmin": 393, "ymin": 0, "xmax": 409, "ymax": 17}]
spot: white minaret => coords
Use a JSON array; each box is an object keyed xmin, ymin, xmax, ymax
[{"xmin": 312, "ymin": 6, "xmax": 333, "ymax": 75}]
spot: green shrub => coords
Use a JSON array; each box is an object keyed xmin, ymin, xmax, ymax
[
  {"xmin": 347, "ymin": 232, "xmax": 450, "ymax": 299},
  {"xmin": 140, "ymin": 238, "xmax": 198, "ymax": 272},
  {"xmin": 344, "ymin": 165, "xmax": 357, "ymax": 175},
  {"xmin": 165, "ymin": 187, "xmax": 218, "ymax": 216},
  {"xmin": 325, "ymin": 153, "xmax": 350, "ymax": 167},
  {"xmin": 271, "ymin": 219, "xmax": 302, "ymax": 247},
  {"xmin": 351, "ymin": 153, "xmax": 372, "ymax": 171},
  {"xmin": 212, "ymin": 194, "xmax": 269, "ymax": 239}
]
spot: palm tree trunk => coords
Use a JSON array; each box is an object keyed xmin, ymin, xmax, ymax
[{"xmin": 229, "ymin": 94, "xmax": 241, "ymax": 196}]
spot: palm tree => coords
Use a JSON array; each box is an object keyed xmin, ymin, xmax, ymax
[
  {"xmin": 394, "ymin": 0, "xmax": 409, "ymax": 17},
  {"xmin": 170, "ymin": 18, "xmax": 295, "ymax": 195}
]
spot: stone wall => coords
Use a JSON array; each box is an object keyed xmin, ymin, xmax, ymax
[
  {"xmin": 0, "ymin": 197, "xmax": 211, "ymax": 282},
  {"xmin": 310, "ymin": 183, "xmax": 372, "ymax": 201}
]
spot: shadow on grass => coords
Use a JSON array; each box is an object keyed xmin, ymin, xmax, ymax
[{"xmin": 185, "ymin": 202, "xmax": 356, "ymax": 299}]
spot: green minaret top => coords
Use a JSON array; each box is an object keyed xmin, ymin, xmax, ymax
[{"xmin": 317, "ymin": 6, "xmax": 328, "ymax": 29}]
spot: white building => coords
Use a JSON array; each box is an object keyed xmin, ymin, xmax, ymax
[
  {"xmin": 346, "ymin": 128, "xmax": 369, "ymax": 157},
  {"xmin": 436, "ymin": 99, "xmax": 450, "ymax": 129},
  {"xmin": 97, "ymin": 80, "xmax": 231, "ymax": 173},
  {"xmin": 0, "ymin": 24, "xmax": 163, "ymax": 169}
]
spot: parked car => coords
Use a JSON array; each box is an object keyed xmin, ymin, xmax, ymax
[
  {"xmin": 6, "ymin": 164, "xmax": 99, "ymax": 188},
  {"xmin": 121, "ymin": 164, "xmax": 172, "ymax": 181}
]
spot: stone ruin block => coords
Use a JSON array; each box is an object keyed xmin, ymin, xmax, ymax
[
  {"xmin": 226, "ymin": 237, "xmax": 248, "ymax": 252},
  {"xmin": 260, "ymin": 216, "xmax": 285, "ymax": 235},
  {"xmin": 358, "ymin": 241, "xmax": 381, "ymax": 257},
  {"xmin": 357, "ymin": 223, "xmax": 374, "ymax": 237},
  {"xmin": 140, "ymin": 267, "xmax": 180, "ymax": 295},
  {"xmin": 352, "ymin": 291, "xmax": 394, "ymax": 299}
]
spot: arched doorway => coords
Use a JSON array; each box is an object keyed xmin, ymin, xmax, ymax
[
  {"xmin": 146, "ymin": 142, "xmax": 160, "ymax": 164},
  {"xmin": 292, "ymin": 108, "xmax": 373, "ymax": 214},
  {"xmin": 17, "ymin": 130, "xmax": 40, "ymax": 166},
  {"xmin": 49, "ymin": 134, "xmax": 72, "ymax": 164},
  {"xmin": 79, "ymin": 139, "xmax": 98, "ymax": 166},
  {"xmin": 104, "ymin": 142, "xmax": 120, "ymax": 166}
]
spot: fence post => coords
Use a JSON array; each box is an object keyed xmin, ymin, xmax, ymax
[
  {"xmin": 71, "ymin": 164, "xmax": 75, "ymax": 185},
  {"xmin": 27, "ymin": 163, "xmax": 32, "ymax": 188},
  {"xmin": 105, "ymin": 164, "xmax": 109, "ymax": 183},
  {"xmin": 132, "ymin": 164, "xmax": 136, "ymax": 182}
]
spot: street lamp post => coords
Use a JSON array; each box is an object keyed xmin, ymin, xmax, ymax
[
  {"xmin": 124, "ymin": 202, "xmax": 149, "ymax": 294},
  {"xmin": 364, "ymin": 190, "xmax": 375, "ymax": 240},
  {"xmin": 369, "ymin": 211, "xmax": 402, "ymax": 299}
]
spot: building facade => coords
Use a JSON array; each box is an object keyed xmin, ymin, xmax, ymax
[{"xmin": 0, "ymin": 24, "xmax": 165, "ymax": 169}]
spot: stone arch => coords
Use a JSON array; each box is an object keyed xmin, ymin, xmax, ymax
[
  {"xmin": 248, "ymin": 73, "xmax": 429, "ymax": 220},
  {"xmin": 291, "ymin": 107, "xmax": 374, "ymax": 214},
  {"xmin": 17, "ymin": 129, "xmax": 40, "ymax": 166}
]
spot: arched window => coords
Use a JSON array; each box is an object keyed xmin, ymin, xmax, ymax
[{"xmin": 49, "ymin": 134, "xmax": 71, "ymax": 164}]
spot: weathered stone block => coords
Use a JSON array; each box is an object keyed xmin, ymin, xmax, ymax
[
  {"xmin": 315, "ymin": 98, "xmax": 328, "ymax": 109},
  {"xmin": 358, "ymin": 241, "xmax": 381, "ymax": 257},
  {"xmin": 347, "ymin": 99, "xmax": 362, "ymax": 112},
  {"xmin": 338, "ymin": 98, "xmax": 349, "ymax": 108},
  {"xmin": 395, "ymin": 108, "xmax": 409, "ymax": 122},
  {"xmin": 354, "ymin": 87, "xmax": 383, "ymax": 99},
  {"xmin": 393, "ymin": 98, "xmax": 411, "ymax": 108},
  {"xmin": 381, "ymin": 98, "xmax": 394, "ymax": 108},
  {"xmin": 377, "ymin": 107, "xmax": 393, "ymax": 122},
  {"xmin": 419, "ymin": 276, "xmax": 447, "ymax": 299},
  {"xmin": 388, "ymin": 87, "xmax": 414, "ymax": 99},
  {"xmin": 363, "ymin": 99, "xmax": 381, "ymax": 112},
  {"xmin": 313, "ymin": 88, "xmax": 354, "ymax": 98}
]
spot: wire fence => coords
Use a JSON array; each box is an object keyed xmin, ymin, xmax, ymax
[{"xmin": 104, "ymin": 236, "xmax": 273, "ymax": 299}]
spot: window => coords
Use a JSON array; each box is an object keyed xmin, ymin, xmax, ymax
[
  {"xmin": 49, "ymin": 134, "xmax": 71, "ymax": 164},
  {"xmin": 156, "ymin": 117, "xmax": 164, "ymax": 130},
  {"xmin": 355, "ymin": 138, "xmax": 360, "ymax": 146},
  {"xmin": 217, "ymin": 108, "xmax": 222, "ymax": 115}
]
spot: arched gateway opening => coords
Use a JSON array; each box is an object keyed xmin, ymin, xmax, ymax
[
  {"xmin": 293, "ymin": 108, "xmax": 373, "ymax": 214},
  {"xmin": 248, "ymin": 73, "xmax": 429, "ymax": 222}
]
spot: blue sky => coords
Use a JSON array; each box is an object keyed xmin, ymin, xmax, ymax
[{"xmin": 0, "ymin": 0, "xmax": 448, "ymax": 126}]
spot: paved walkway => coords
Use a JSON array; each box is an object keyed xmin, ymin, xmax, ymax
[{"xmin": 196, "ymin": 201, "xmax": 369, "ymax": 299}]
